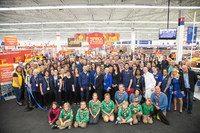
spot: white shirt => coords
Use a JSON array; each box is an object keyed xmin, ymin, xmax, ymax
[{"xmin": 144, "ymin": 72, "xmax": 156, "ymax": 90}]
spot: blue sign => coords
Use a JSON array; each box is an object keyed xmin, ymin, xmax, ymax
[{"xmin": 187, "ymin": 27, "xmax": 197, "ymax": 44}]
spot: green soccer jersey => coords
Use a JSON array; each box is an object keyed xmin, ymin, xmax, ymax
[
  {"xmin": 58, "ymin": 109, "xmax": 73, "ymax": 120},
  {"xmin": 142, "ymin": 103, "xmax": 154, "ymax": 115},
  {"xmin": 101, "ymin": 100, "xmax": 115, "ymax": 116},
  {"xmin": 76, "ymin": 108, "xmax": 89, "ymax": 123},
  {"xmin": 89, "ymin": 100, "xmax": 101, "ymax": 115},
  {"xmin": 129, "ymin": 103, "xmax": 143, "ymax": 115},
  {"xmin": 118, "ymin": 106, "xmax": 132, "ymax": 121}
]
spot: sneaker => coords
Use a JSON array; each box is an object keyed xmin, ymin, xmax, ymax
[
  {"xmin": 68, "ymin": 126, "xmax": 72, "ymax": 129},
  {"xmin": 115, "ymin": 121, "xmax": 119, "ymax": 125},
  {"xmin": 51, "ymin": 124, "xmax": 57, "ymax": 129},
  {"xmin": 130, "ymin": 122, "xmax": 133, "ymax": 126}
]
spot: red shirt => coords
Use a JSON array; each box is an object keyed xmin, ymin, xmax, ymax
[{"xmin": 48, "ymin": 108, "xmax": 60, "ymax": 123}]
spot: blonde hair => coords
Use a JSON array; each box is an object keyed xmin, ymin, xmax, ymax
[
  {"xmin": 146, "ymin": 98, "xmax": 153, "ymax": 105},
  {"xmin": 80, "ymin": 101, "xmax": 86, "ymax": 105},
  {"xmin": 104, "ymin": 93, "xmax": 111, "ymax": 98},
  {"xmin": 122, "ymin": 101, "xmax": 129, "ymax": 106},
  {"xmin": 171, "ymin": 68, "xmax": 179, "ymax": 78},
  {"xmin": 93, "ymin": 92, "xmax": 98, "ymax": 97},
  {"xmin": 27, "ymin": 68, "xmax": 33, "ymax": 75},
  {"xmin": 63, "ymin": 102, "xmax": 71, "ymax": 109}
]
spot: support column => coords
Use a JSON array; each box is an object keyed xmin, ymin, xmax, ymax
[
  {"xmin": 56, "ymin": 32, "xmax": 61, "ymax": 53},
  {"xmin": 131, "ymin": 31, "xmax": 136, "ymax": 52},
  {"xmin": 176, "ymin": 12, "xmax": 184, "ymax": 64}
]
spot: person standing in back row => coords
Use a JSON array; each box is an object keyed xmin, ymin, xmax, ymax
[
  {"xmin": 79, "ymin": 65, "xmax": 91, "ymax": 103},
  {"xmin": 181, "ymin": 65, "xmax": 197, "ymax": 114}
]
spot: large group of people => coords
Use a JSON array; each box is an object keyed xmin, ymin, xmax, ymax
[{"xmin": 12, "ymin": 50, "xmax": 198, "ymax": 129}]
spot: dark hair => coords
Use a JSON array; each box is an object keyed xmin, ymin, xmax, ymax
[
  {"xmin": 25, "ymin": 63, "xmax": 30, "ymax": 69},
  {"xmin": 51, "ymin": 101, "xmax": 59, "ymax": 109},
  {"xmin": 135, "ymin": 68, "xmax": 142, "ymax": 76},
  {"xmin": 162, "ymin": 69, "xmax": 168, "ymax": 74},
  {"xmin": 125, "ymin": 63, "xmax": 129, "ymax": 66},
  {"xmin": 134, "ymin": 88, "xmax": 141, "ymax": 95},
  {"xmin": 113, "ymin": 64, "xmax": 120, "ymax": 74},
  {"xmin": 44, "ymin": 70, "xmax": 50, "ymax": 75}
]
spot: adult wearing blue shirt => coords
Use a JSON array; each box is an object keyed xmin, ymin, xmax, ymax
[
  {"xmin": 151, "ymin": 86, "xmax": 168, "ymax": 116},
  {"xmin": 121, "ymin": 63, "xmax": 133, "ymax": 96},
  {"xmin": 129, "ymin": 89, "xmax": 142, "ymax": 103},
  {"xmin": 152, "ymin": 67, "xmax": 162, "ymax": 87},
  {"xmin": 160, "ymin": 69, "xmax": 170, "ymax": 101},
  {"xmin": 103, "ymin": 68, "xmax": 112, "ymax": 95},
  {"xmin": 79, "ymin": 65, "xmax": 91, "ymax": 103},
  {"xmin": 30, "ymin": 69, "xmax": 40, "ymax": 108},
  {"xmin": 114, "ymin": 84, "xmax": 128, "ymax": 114}
]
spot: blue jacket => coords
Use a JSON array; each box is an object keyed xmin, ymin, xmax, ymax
[
  {"xmin": 132, "ymin": 76, "xmax": 145, "ymax": 91},
  {"xmin": 75, "ymin": 64, "xmax": 83, "ymax": 72},
  {"xmin": 151, "ymin": 92, "xmax": 168, "ymax": 112},
  {"xmin": 40, "ymin": 77, "xmax": 51, "ymax": 94},
  {"xmin": 90, "ymin": 69, "xmax": 96, "ymax": 84},
  {"xmin": 30, "ymin": 75, "xmax": 40, "ymax": 92},
  {"xmin": 129, "ymin": 94, "xmax": 142, "ymax": 103},
  {"xmin": 78, "ymin": 72, "xmax": 91, "ymax": 88},
  {"xmin": 153, "ymin": 72, "xmax": 163, "ymax": 86},
  {"xmin": 104, "ymin": 74, "xmax": 112, "ymax": 90},
  {"xmin": 160, "ymin": 75, "xmax": 170, "ymax": 92},
  {"xmin": 114, "ymin": 91, "xmax": 128, "ymax": 104},
  {"xmin": 121, "ymin": 69, "xmax": 132, "ymax": 89},
  {"xmin": 49, "ymin": 75, "xmax": 60, "ymax": 91}
]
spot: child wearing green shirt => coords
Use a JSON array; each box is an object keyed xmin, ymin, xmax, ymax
[
  {"xmin": 74, "ymin": 101, "xmax": 90, "ymax": 128},
  {"xmin": 89, "ymin": 93, "xmax": 101, "ymax": 124},
  {"xmin": 101, "ymin": 93, "xmax": 115, "ymax": 122},
  {"xmin": 142, "ymin": 98, "xmax": 154, "ymax": 124},
  {"xmin": 129, "ymin": 98, "xmax": 143, "ymax": 124},
  {"xmin": 56, "ymin": 102, "xmax": 73, "ymax": 130},
  {"xmin": 115, "ymin": 101, "xmax": 133, "ymax": 125}
]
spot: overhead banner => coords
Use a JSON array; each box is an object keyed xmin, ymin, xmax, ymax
[
  {"xmin": 74, "ymin": 33, "xmax": 120, "ymax": 43},
  {"xmin": 187, "ymin": 27, "xmax": 197, "ymax": 44},
  {"xmin": 4, "ymin": 36, "xmax": 18, "ymax": 46},
  {"xmin": 88, "ymin": 32, "xmax": 104, "ymax": 48},
  {"xmin": 68, "ymin": 38, "xmax": 81, "ymax": 47}
]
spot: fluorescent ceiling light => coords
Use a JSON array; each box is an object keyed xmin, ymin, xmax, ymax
[
  {"xmin": 0, "ymin": 21, "xmax": 199, "ymax": 26},
  {"xmin": 0, "ymin": 5, "xmax": 200, "ymax": 11}
]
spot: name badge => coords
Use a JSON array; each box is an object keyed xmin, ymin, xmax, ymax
[
  {"xmin": 58, "ymin": 83, "xmax": 60, "ymax": 86},
  {"xmin": 104, "ymin": 83, "xmax": 106, "ymax": 85},
  {"xmin": 87, "ymin": 74, "xmax": 89, "ymax": 76},
  {"xmin": 136, "ymin": 85, "xmax": 139, "ymax": 87},
  {"xmin": 36, "ymin": 84, "xmax": 38, "ymax": 87},
  {"xmin": 47, "ymin": 87, "xmax": 50, "ymax": 91}
]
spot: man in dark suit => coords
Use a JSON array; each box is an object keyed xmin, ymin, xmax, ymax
[{"xmin": 181, "ymin": 65, "xmax": 198, "ymax": 114}]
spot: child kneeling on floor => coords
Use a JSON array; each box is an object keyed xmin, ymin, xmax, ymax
[
  {"xmin": 55, "ymin": 102, "xmax": 73, "ymax": 130},
  {"xmin": 48, "ymin": 101, "xmax": 60, "ymax": 129},
  {"xmin": 115, "ymin": 101, "xmax": 133, "ymax": 125},
  {"xmin": 142, "ymin": 98, "xmax": 154, "ymax": 124},
  {"xmin": 89, "ymin": 93, "xmax": 101, "ymax": 124},
  {"xmin": 74, "ymin": 101, "xmax": 89, "ymax": 128},
  {"xmin": 101, "ymin": 93, "xmax": 115, "ymax": 122},
  {"xmin": 130, "ymin": 98, "xmax": 143, "ymax": 125}
]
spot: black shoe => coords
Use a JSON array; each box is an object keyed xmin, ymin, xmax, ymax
[{"xmin": 188, "ymin": 111, "xmax": 192, "ymax": 114}]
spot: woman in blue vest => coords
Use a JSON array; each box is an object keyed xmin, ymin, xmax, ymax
[
  {"xmin": 40, "ymin": 70, "xmax": 53, "ymax": 109},
  {"xmin": 30, "ymin": 69, "xmax": 40, "ymax": 108},
  {"xmin": 160, "ymin": 69, "xmax": 170, "ymax": 100},
  {"xmin": 103, "ymin": 68, "xmax": 112, "ymax": 96},
  {"xmin": 49, "ymin": 69, "xmax": 62, "ymax": 106},
  {"xmin": 132, "ymin": 69, "xmax": 145, "ymax": 94}
]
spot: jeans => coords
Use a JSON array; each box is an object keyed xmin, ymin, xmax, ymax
[
  {"xmin": 81, "ymin": 85, "xmax": 89, "ymax": 103},
  {"xmin": 13, "ymin": 87, "xmax": 22, "ymax": 102},
  {"xmin": 183, "ymin": 88, "xmax": 194, "ymax": 112}
]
